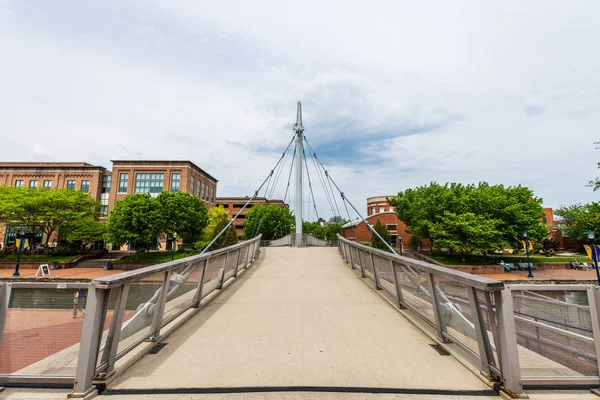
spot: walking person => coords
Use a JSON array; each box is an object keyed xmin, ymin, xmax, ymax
[{"xmin": 72, "ymin": 288, "xmax": 88, "ymax": 318}]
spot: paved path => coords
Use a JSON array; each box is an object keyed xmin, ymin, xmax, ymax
[{"xmin": 104, "ymin": 247, "xmax": 492, "ymax": 396}]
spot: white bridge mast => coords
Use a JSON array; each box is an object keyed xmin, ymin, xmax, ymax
[{"xmin": 293, "ymin": 101, "xmax": 304, "ymax": 246}]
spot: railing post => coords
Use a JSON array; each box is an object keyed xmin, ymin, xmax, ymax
[
  {"xmin": 347, "ymin": 243, "xmax": 355, "ymax": 269},
  {"xmin": 586, "ymin": 286, "xmax": 600, "ymax": 383},
  {"xmin": 217, "ymin": 267, "xmax": 225, "ymax": 290},
  {"xmin": 391, "ymin": 260, "xmax": 405, "ymax": 309},
  {"xmin": 98, "ymin": 283, "xmax": 130, "ymax": 379},
  {"xmin": 493, "ymin": 287, "xmax": 523, "ymax": 396},
  {"xmin": 70, "ymin": 286, "xmax": 109, "ymax": 398},
  {"xmin": 358, "ymin": 248, "xmax": 366, "ymax": 278},
  {"xmin": 0, "ymin": 283, "xmax": 11, "ymax": 350},
  {"xmin": 428, "ymin": 273, "xmax": 450, "ymax": 342},
  {"xmin": 370, "ymin": 252, "xmax": 380, "ymax": 289},
  {"xmin": 222, "ymin": 252, "xmax": 230, "ymax": 285},
  {"xmin": 246, "ymin": 242, "xmax": 252, "ymax": 267},
  {"xmin": 234, "ymin": 249, "xmax": 241, "ymax": 276},
  {"xmin": 148, "ymin": 270, "xmax": 171, "ymax": 342},
  {"xmin": 468, "ymin": 287, "xmax": 495, "ymax": 378},
  {"xmin": 192, "ymin": 259, "xmax": 208, "ymax": 307}
]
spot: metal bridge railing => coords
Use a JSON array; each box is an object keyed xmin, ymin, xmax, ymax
[
  {"xmin": 338, "ymin": 235, "xmax": 600, "ymax": 395},
  {"xmin": 337, "ymin": 235, "xmax": 519, "ymax": 393},
  {"xmin": 0, "ymin": 236, "xmax": 261, "ymax": 397},
  {"xmin": 260, "ymin": 233, "xmax": 333, "ymax": 247}
]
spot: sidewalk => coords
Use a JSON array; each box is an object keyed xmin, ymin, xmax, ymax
[
  {"xmin": 477, "ymin": 268, "xmax": 598, "ymax": 282},
  {"xmin": 0, "ymin": 267, "xmax": 126, "ymax": 280}
]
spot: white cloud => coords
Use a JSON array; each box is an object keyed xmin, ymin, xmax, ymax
[{"xmin": 0, "ymin": 0, "xmax": 599, "ymax": 219}]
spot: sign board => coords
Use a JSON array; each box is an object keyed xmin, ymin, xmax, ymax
[
  {"xmin": 35, "ymin": 264, "xmax": 51, "ymax": 277},
  {"xmin": 56, "ymin": 284, "xmax": 67, "ymax": 289}
]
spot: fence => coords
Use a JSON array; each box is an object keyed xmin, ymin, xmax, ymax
[
  {"xmin": 337, "ymin": 235, "xmax": 600, "ymax": 394},
  {"xmin": 260, "ymin": 233, "xmax": 332, "ymax": 247},
  {"xmin": 0, "ymin": 235, "xmax": 261, "ymax": 397}
]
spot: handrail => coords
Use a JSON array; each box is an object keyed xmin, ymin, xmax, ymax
[
  {"xmin": 92, "ymin": 236, "xmax": 262, "ymax": 289},
  {"xmin": 337, "ymin": 235, "xmax": 503, "ymax": 292}
]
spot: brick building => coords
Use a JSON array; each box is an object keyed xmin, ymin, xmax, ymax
[
  {"xmin": 341, "ymin": 195, "xmax": 416, "ymax": 250},
  {"xmin": 216, "ymin": 197, "xmax": 287, "ymax": 237},
  {"xmin": 0, "ymin": 160, "xmax": 218, "ymax": 249}
]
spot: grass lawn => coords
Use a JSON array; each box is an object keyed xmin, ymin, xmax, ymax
[
  {"xmin": 114, "ymin": 251, "xmax": 190, "ymax": 264},
  {"xmin": 0, "ymin": 255, "xmax": 77, "ymax": 263},
  {"xmin": 428, "ymin": 253, "xmax": 592, "ymax": 266}
]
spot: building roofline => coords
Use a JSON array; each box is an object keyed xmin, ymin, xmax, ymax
[
  {"xmin": 0, "ymin": 162, "xmax": 103, "ymax": 169},
  {"xmin": 341, "ymin": 211, "xmax": 397, "ymax": 229},
  {"xmin": 110, "ymin": 160, "xmax": 218, "ymax": 183},
  {"xmin": 367, "ymin": 195, "xmax": 395, "ymax": 202},
  {"xmin": 216, "ymin": 197, "xmax": 285, "ymax": 203}
]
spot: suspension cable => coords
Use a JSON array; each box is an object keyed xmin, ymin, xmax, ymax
[
  {"xmin": 202, "ymin": 135, "xmax": 295, "ymax": 252},
  {"xmin": 303, "ymin": 136, "xmax": 398, "ymax": 255},
  {"xmin": 283, "ymin": 147, "xmax": 296, "ymax": 204},
  {"xmin": 304, "ymin": 138, "xmax": 336, "ymax": 218},
  {"xmin": 302, "ymin": 149, "xmax": 320, "ymax": 222}
]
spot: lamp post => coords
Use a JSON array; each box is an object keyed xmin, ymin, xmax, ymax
[
  {"xmin": 398, "ymin": 233, "xmax": 403, "ymax": 256},
  {"xmin": 524, "ymin": 231, "xmax": 533, "ymax": 279},
  {"xmin": 171, "ymin": 232, "xmax": 177, "ymax": 261},
  {"xmin": 588, "ymin": 230, "xmax": 600, "ymax": 285},
  {"xmin": 12, "ymin": 229, "xmax": 27, "ymax": 277}
]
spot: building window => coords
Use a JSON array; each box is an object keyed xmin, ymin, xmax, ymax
[
  {"xmin": 29, "ymin": 180, "xmax": 38, "ymax": 189},
  {"xmin": 210, "ymin": 187, "xmax": 214, "ymax": 203},
  {"xmin": 233, "ymin": 204, "xmax": 245, "ymax": 208},
  {"xmin": 221, "ymin": 204, "xmax": 229, "ymax": 208},
  {"xmin": 379, "ymin": 206, "xmax": 385, "ymax": 213},
  {"xmin": 66, "ymin": 180, "xmax": 76, "ymax": 190},
  {"xmin": 43, "ymin": 180, "xmax": 52, "ymax": 189},
  {"xmin": 80, "ymin": 180, "xmax": 90, "ymax": 193},
  {"xmin": 190, "ymin": 176, "xmax": 195, "ymax": 195},
  {"xmin": 197, "ymin": 180, "xmax": 201, "ymax": 198},
  {"xmin": 171, "ymin": 173, "xmax": 180, "ymax": 192},
  {"xmin": 14, "ymin": 180, "xmax": 23, "ymax": 187},
  {"xmin": 118, "ymin": 173, "xmax": 129, "ymax": 193},
  {"xmin": 386, "ymin": 224, "xmax": 397, "ymax": 231},
  {"xmin": 101, "ymin": 176, "xmax": 111, "ymax": 193},
  {"xmin": 199, "ymin": 182, "xmax": 203, "ymax": 200},
  {"xmin": 100, "ymin": 193, "xmax": 109, "ymax": 217},
  {"xmin": 370, "ymin": 206, "xmax": 375, "ymax": 215},
  {"xmin": 134, "ymin": 173, "xmax": 164, "ymax": 195}
]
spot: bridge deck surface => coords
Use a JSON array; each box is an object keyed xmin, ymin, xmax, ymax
[{"xmin": 104, "ymin": 247, "xmax": 492, "ymax": 396}]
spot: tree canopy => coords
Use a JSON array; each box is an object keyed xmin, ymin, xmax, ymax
[
  {"xmin": 371, "ymin": 219, "xmax": 392, "ymax": 251},
  {"xmin": 0, "ymin": 186, "xmax": 99, "ymax": 243},
  {"xmin": 388, "ymin": 182, "xmax": 548, "ymax": 254},
  {"xmin": 243, "ymin": 204, "xmax": 294, "ymax": 240},
  {"xmin": 555, "ymin": 203, "xmax": 600, "ymax": 240},
  {"xmin": 105, "ymin": 194, "xmax": 165, "ymax": 249},
  {"xmin": 157, "ymin": 191, "xmax": 208, "ymax": 244},
  {"xmin": 63, "ymin": 216, "xmax": 107, "ymax": 246},
  {"xmin": 199, "ymin": 206, "xmax": 237, "ymax": 251},
  {"xmin": 303, "ymin": 221, "xmax": 345, "ymax": 242}
]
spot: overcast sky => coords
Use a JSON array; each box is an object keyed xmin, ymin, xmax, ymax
[{"xmin": 1, "ymin": 1, "xmax": 598, "ymax": 220}]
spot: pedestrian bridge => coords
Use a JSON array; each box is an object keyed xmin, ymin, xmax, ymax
[{"xmin": 1, "ymin": 236, "xmax": 600, "ymax": 399}]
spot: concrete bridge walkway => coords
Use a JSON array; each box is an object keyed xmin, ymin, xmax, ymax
[{"xmin": 100, "ymin": 247, "xmax": 495, "ymax": 399}]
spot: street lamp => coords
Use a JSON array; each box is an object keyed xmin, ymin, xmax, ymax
[
  {"xmin": 171, "ymin": 232, "xmax": 178, "ymax": 261},
  {"xmin": 12, "ymin": 229, "xmax": 27, "ymax": 277},
  {"xmin": 524, "ymin": 231, "xmax": 533, "ymax": 279},
  {"xmin": 588, "ymin": 230, "xmax": 600, "ymax": 285},
  {"xmin": 398, "ymin": 233, "xmax": 403, "ymax": 256}
]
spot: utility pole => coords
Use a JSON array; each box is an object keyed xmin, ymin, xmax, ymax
[{"xmin": 294, "ymin": 101, "xmax": 304, "ymax": 246}]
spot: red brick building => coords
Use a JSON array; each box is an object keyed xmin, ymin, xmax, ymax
[
  {"xmin": 216, "ymin": 197, "xmax": 287, "ymax": 237},
  {"xmin": 0, "ymin": 160, "xmax": 218, "ymax": 249},
  {"xmin": 341, "ymin": 196, "xmax": 416, "ymax": 250}
]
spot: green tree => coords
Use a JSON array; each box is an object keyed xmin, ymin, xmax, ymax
[
  {"xmin": 430, "ymin": 212, "xmax": 506, "ymax": 257},
  {"xmin": 371, "ymin": 219, "xmax": 392, "ymax": 251},
  {"xmin": 388, "ymin": 182, "xmax": 548, "ymax": 254},
  {"xmin": 157, "ymin": 191, "xmax": 208, "ymax": 245},
  {"xmin": 198, "ymin": 206, "xmax": 237, "ymax": 251},
  {"xmin": 555, "ymin": 203, "xmax": 600, "ymax": 240},
  {"xmin": 105, "ymin": 194, "xmax": 165, "ymax": 250},
  {"xmin": 243, "ymin": 204, "xmax": 294, "ymax": 240},
  {"xmin": 39, "ymin": 189, "xmax": 99, "ymax": 244},
  {"xmin": 303, "ymin": 221, "xmax": 326, "ymax": 239},
  {"xmin": 0, "ymin": 187, "xmax": 47, "ymax": 246},
  {"xmin": 63, "ymin": 216, "xmax": 107, "ymax": 246}
]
